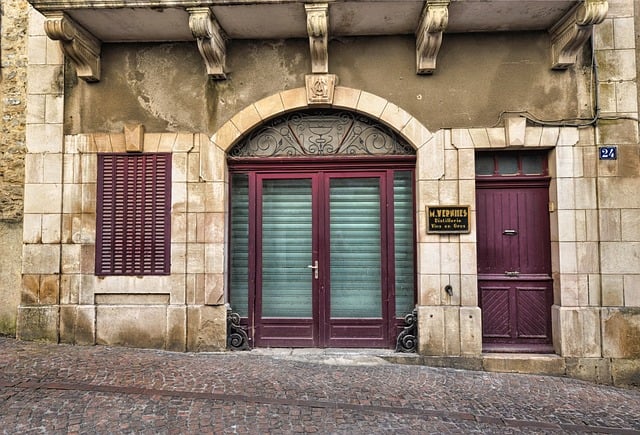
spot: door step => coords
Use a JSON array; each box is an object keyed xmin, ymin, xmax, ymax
[{"xmin": 482, "ymin": 353, "xmax": 565, "ymax": 376}]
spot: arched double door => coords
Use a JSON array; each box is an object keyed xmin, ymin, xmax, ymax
[{"xmin": 227, "ymin": 111, "xmax": 416, "ymax": 348}]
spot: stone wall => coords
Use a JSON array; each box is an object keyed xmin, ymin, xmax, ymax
[{"xmin": 0, "ymin": 0, "xmax": 28, "ymax": 335}]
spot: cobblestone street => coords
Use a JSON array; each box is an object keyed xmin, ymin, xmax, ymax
[{"xmin": 0, "ymin": 337, "xmax": 638, "ymax": 434}]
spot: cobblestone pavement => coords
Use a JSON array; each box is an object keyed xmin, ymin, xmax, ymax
[{"xmin": 0, "ymin": 338, "xmax": 639, "ymax": 434}]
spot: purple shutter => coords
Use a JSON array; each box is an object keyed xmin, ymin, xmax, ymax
[{"xmin": 96, "ymin": 153, "xmax": 171, "ymax": 275}]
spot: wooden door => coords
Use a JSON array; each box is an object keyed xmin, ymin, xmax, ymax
[{"xmin": 476, "ymin": 179, "xmax": 553, "ymax": 352}]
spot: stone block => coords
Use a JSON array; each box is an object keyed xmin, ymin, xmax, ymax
[
  {"xmin": 167, "ymin": 306, "xmax": 187, "ymax": 352},
  {"xmin": 231, "ymin": 105, "xmax": 262, "ymax": 136},
  {"xmin": 203, "ymin": 212, "xmax": 225, "ymax": 243},
  {"xmin": 417, "ymin": 139, "xmax": 444, "ymax": 180},
  {"xmin": 22, "ymin": 244, "xmax": 60, "ymax": 274},
  {"xmin": 59, "ymin": 305, "xmax": 76, "ymax": 344},
  {"xmin": 595, "ymin": 49, "xmax": 636, "ymax": 82},
  {"xmin": 204, "ymin": 182, "xmax": 227, "ymax": 213},
  {"xmin": 602, "ymin": 307, "xmax": 640, "ymax": 358},
  {"xmin": 254, "ymin": 93, "xmax": 285, "ymax": 120},
  {"xmin": 172, "ymin": 152, "xmax": 188, "ymax": 182},
  {"xmin": 483, "ymin": 354, "xmax": 565, "ymax": 376},
  {"xmin": 597, "ymin": 118, "xmax": 639, "ymax": 145},
  {"xmin": 401, "ymin": 117, "xmax": 433, "ymax": 150},
  {"xmin": 417, "ymin": 306, "xmax": 445, "ymax": 355},
  {"xmin": 204, "ymin": 273, "xmax": 225, "ymax": 305},
  {"xmin": 623, "ymin": 275, "xmax": 640, "ymax": 307},
  {"xmin": 332, "ymin": 87, "xmax": 361, "ymax": 111},
  {"xmin": 39, "ymin": 275, "xmax": 59, "ymax": 304},
  {"xmin": 356, "ymin": 91, "xmax": 386, "ymax": 118},
  {"xmin": 96, "ymin": 305, "xmax": 167, "ymax": 349},
  {"xmin": 380, "ymin": 102, "xmax": 412, "ymax": 133},
  {"xmin": 418, "ymin": 274, "xmax": 441, "ymax": 306},
  {"xmin": 21, "ymin": 275, "xmax": 39, "ymax": 305},
  {"xmin": 565, "ymin": 358, "xmax": 612, "ymax": 384},
  {"xmin": 187, "ymin": 152, "xmax": 200, "ymax": 182},
  {"xmin": 173, "ymin": 133, "xmax": 194, "ymax": 152},
  {"xmin": 487, "ymin": 128, "xmax": 506, "ymax": 147},
  {"xmin": 23, "ymin": 214, "xmax": 42, "ymax": 243},
  {"xmin": 554, "ymin": 306, "xmax": 602, "ymax": 357},
  {"xmin": 459, "ymin": 307, "xmax": 481, "ymax": 355},
  {"xmin": 505, "ymin": 115, "xmax": 526, "ymax": 146},
  {"xmin": 60, "ymin": 274, "xmax": 80, "ymax": 304},
  {"xmin": 205, "ymin": 243, "xmax": 225, "ymax": 274},
  {"xmin": 210, "ymin": 121, "xmax": 241, "ymax": 154},
  {"xmin": 158, "ymin": 133, "xmax": 177, "ymax": 152},
  {"xmin": 45, "ymin": 94, "xmax": 64, "ymax": 124},
  {"xmin": 16, "ymin": 306, "xmax": 59, "ymax": 342},
  {"xmin": 611, "ymin": 359, "xmax": 640, "ymax": 388},
  {"xmin": 602, "ymin": 242, "xmax": 640, "ymax": 274},
  {"xmin": 24, "ymin": 183, "xmax": 62, "ymax": 214},
  {"xmin": 186, "ymin": 305, "xmax": 227, "ymax": 352}
]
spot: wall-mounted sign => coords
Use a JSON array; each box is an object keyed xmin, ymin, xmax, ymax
[
  {"xmin": 599, "ymin": 146, "xmax": 617, "ymax": 160},
  {"xmin": 427, "ymin": 205, "xmax": 471, "ymax": 234}
]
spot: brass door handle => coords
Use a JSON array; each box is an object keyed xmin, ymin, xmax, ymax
[{"xmin": 505, "ymin": 271, "xmax": 520, "ymax": 277}]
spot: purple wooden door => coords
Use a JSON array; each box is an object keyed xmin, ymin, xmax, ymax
[{"xmin": 476, "ymin": 179, "xmax": 553, "ymax": 352}]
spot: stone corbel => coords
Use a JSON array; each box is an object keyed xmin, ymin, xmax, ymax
[
  {"xmin": 305, "ymin": 3, "xmax": 329, "ymax": 74},
  {"xmin": 416, "ymin": 0, "xmax": 450, "ymax": 74},
  {"xmin": 43, "ymin": 11, "xmax": 101, "ymax": 82},
  {"xmin": 188, "ymin": 7, "xmax": 227, "ymax": 79},
  {"xmin": 550, "ymin": 0, "xmax": 608, "ymax": 70}
]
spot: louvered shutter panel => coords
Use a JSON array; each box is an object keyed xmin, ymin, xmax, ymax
[{"xmin": 96, "ymin": 153, "xmax": 171, "ymax": 276}]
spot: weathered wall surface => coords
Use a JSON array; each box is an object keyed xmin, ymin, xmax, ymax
[
  {"xmin": 0, "ymin": 0, "xmax": 28, "ymax": 335},
  {"xmin": 64, "ymin": 33, "xmax": 582, "ymax": 135}
]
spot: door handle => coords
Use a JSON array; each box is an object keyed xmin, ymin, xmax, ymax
[
  {"xmin": 307, "ymin": 260, "xmax": 319, "ymax": 279},
  {"xmin": 503, "ymin": 229, "xmax": 518, "ymax": 236},
  {"xmin": 504, "ymin": 271, "xmax": 520, "ymax": 277}
]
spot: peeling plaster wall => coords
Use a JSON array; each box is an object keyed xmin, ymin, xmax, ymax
[{"xmin": 64, "ymin": 33, "xmax": 582, "ymax": 135}]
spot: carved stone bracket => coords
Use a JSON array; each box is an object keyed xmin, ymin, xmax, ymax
[
  {"xmin": 305, "ymin": 3, "xmax": 329, "ymax": 74},
  {"xmin": 44, "ymin": 11, "xmax": 101, "ymax": 82},
  {"xmin": 416, "ymin": 0, "xmax": 450, "ymax": 75},
  {"xmin": 305, "ymin": 74, "xmax": 337, "ymax": 105},
  {"xmin": 550, "ymin": 0, "xmax": 608, "ymax": 70},
  {"xmin": 187, "ymin": 7, "xmax": 227, "ymax": 79}
]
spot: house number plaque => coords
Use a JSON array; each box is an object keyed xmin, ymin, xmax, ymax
[{"xmin": 427, "ymin": 205, "xmax": 471, "ymax": 234}]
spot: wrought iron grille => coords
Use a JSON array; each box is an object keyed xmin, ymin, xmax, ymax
[{"xmin": 229, "ymin": 110, "xmax": 416, "ymax": 158}]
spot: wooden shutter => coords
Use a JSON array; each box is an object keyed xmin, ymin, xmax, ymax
[{"xmin": 96, "ymin": 153, "xmax": 171, "ymax": 276}]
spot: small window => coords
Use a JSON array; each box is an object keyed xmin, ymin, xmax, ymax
[
  {"xmin": 476, "ymin": 152, "xmax": 547, "ymax": 177},
  {"xmin": 96, "ymin": 153, "xmax": 172, "ymax": 276}
]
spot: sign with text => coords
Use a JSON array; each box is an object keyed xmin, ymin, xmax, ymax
[{"xmin": 427, "ymin": 205, "xmax": 471, "ymax": 234}]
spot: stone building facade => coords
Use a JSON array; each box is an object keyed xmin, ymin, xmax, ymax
[
  {"xmin": 0, "ymin": 0, "xmax": 29, "ymax": 336},
  {"xmin": 13, "ymin": 0, "xmax": 640, "ymax": 386}
]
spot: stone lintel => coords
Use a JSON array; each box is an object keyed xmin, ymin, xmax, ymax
[
  {"xmin": 305, "ymin": 74, "xmax": 337, "ymax": 106},
  {"xmin": 305, "ymin": 3, "xmax": 329, "ymax": 74},
  {"xmin": 415, "ymin": 0, "xmax": 450, "ymax": 75},
  {"xmin": 43, "ymin": 11, "xmax": 102, "ymax": 82},
  {"xmin": 549, "ymin": 0, "xmax": 608, "ymax": 70},
  {"xmin": 187, "ymin": 7, "xmax": 227, "ymax": 79}
]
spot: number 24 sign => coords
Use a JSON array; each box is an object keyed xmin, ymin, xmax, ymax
[{"xmin": 599, "ymin": 146, "xmax": 617, "ymax": 160}]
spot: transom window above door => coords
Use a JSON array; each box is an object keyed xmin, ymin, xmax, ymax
[
  {"xmin": 229, "ymin": 110, "xmax": 416, "ymax": 158},
  {"xmin": 476, "ymin": 152, "xmax": 548, "ymax": 177}
]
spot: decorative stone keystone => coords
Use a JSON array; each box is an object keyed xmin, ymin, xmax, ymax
[
  {"xmin": 44, "ymin": 11, "xmax": 101, "ymax": 82},
  {"xmin": 305, "ymin": 3, "xmax": 329, "ymax": 74},
  {"xmin": 124, "ymin": 124, "xmax": 145, "ymax": 153},
  {"xmin": 550, "ymin": 0, "xmax": 608, "ymax": 70},
  {"xmin": 305, "ymin": 74, "xmax": 337, "ymax": 105},
  {"xmin": 187, "ymin": 7, "xmax": 227, "ymax": 79},
  {"xmin": 416, "ymin": 0, "xmax": 450, "ymax": 74}
]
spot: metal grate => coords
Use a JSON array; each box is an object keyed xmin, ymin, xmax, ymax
[{"xmin": 96, "ymin": 153, "xmax": 172, "ymax": 276}]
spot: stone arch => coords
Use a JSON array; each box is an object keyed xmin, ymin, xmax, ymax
[{"xmin": 210, "ymin": 87, "xmax": 433, "ymax": 153}]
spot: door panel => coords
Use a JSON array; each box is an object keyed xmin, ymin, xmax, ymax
[
  {"xmin": 260, "ymin": 178, "xmax": 313, "ymax": 318},
  {"xmin": 477, "ymin": 180, "xmax": 553, "ymax": 352},
  {"xmin": 328, "ymin": 177, "xmax": 382, "ymax": 318}
]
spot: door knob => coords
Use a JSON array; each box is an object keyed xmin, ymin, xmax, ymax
[{"xmin": 307, "ymin": 260, "xmax": 319, "ymax": 279}]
